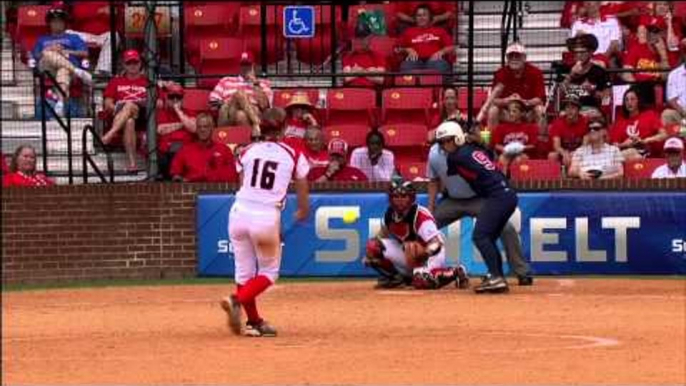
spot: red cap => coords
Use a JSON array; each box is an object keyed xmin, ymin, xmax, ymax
[
  {"xmin": 166, "ymin": 83, "xmax": 184, "ymax": 97},
  {"xmin": 328, "ymin": 138, "xmax": 349, "ymax": 156},
  {"xmin": 240, "ymin": 51, "xmax": 254, "ymax": 64},
  {"xmin": 123, "ymin": 49, "xmax": 141, "ymax": 63}
]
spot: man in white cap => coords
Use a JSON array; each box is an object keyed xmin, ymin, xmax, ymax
[
  {"xmin": 485, "ymin": 41, "xmax": 546, "ymax": 131},
  {"xmin": 651, "ymin": 138, "xmax": 686, "ymax": 179}
]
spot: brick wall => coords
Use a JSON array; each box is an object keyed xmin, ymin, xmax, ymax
[{"xmin": 2, "ymin": 180, "xmax": 685, "ymax": 285}]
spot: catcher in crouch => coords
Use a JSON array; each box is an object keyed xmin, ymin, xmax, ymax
[{"xmin": 364, "ymin": 179, "xmax": 470, "ymax": 290}]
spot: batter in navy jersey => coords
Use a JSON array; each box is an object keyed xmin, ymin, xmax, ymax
[{"xmin": 436, "ymin": 121, "xmax": 517, "ymax": 293}]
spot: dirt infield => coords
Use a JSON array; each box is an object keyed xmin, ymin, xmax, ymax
[{"xmin": 2, "ymin": 278, "xmax": 685, "ymax": 385}]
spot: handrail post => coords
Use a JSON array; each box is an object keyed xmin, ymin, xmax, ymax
[
  {"xmin": 330, "ymin": 2, "xmax": 336, "ymax": 86},
  {"xmin": 467, "ymin": 0, "xmax": 474, "ymax": 127},
  {"xmin": 109, "ymin": 0, "xmax": 117, "ymax": 75},
  {"xmin": 39, "ymin": 72, "xmax": 49, "ymax": 175},
  {"xmin": 178, "ymin": 0, "xmax": 186, "ymax": 80},
  {"xmin": 82, "ymin": 126, "xmax": 88, "ymax": 184},
  {"xmin": 260, "ymin": 1, "xmax": 267, "ymax": 75}
]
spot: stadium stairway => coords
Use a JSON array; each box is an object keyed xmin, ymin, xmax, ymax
[
  {"xmin": 457, "ymin": 1, "xmax": 567, "ymax": 84},
  {"xmin": 1, "ymin": 35, "xmax": 146, "ymax": 184}
]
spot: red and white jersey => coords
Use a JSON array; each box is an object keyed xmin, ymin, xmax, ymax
[
  {"xmin": 383, "ymin": 204, "xmax": 442, "ymax": 245},
  {"xmin": 235, "ymin": 140, "xmax": 310, "ymax": 208}
]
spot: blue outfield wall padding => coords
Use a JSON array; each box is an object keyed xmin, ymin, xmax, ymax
[{"xmin": 196, "ymin": 192, "xmax": 686, "ymax": 277}]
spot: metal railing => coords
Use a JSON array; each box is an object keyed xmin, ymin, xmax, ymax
[
  {"xmin": 81, "ymin": 124, "xmax": 114, "ymax": 183},
  {"xmin": 36, "ymin": 69, "xmax": 73, "ymax": 184}
]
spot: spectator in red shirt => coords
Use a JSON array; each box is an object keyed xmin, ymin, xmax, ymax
[
  {"xmin": 342, "ymin": 30, "xmax": 387, "ymax": 88},
  {"xmin": 486, "ymin": 42, "xmax": 546, "ymax": 130},
  {"xmin": 308, "ymin": 138, "xmax": 369, "ymax": 182},
  {"xmin": 610, "ymin": 87, "xmax": 668, "ymax": 160},
  {"xmin": 397, "ymin": 4, "xmax": 455, "ymax": 75},
  {"xmin": 395, "ymin": 2, "xmax": 455, "ymax": 33},
  {"xmin": 622, "ymin": 23, "xmax": 671, "ymax": 83},
  {"xmin": 492, "ymin": 99, "xmax": 539, "ymax": 165},
  {"xmin": 157, "ymin": 84, "xmax": 197, "ymax": 180},
  {"xmin": 3, "ymin": 145, "xmax": 55, "ymax": 187},
  {"xmin": 67, "ymin": 1, "xmax": 120, "ymax": 75},
  {"xmin": 101, "ymin": 49, "xmax": 148, "ymax": 171},
  {"xmin": 170, "ymin": 113, "xmax": 237, "ymax": 183},
  {"xmin": 548, "ymin": 95, "xmax": 588, "ymax": 168},
  {"xmin": 637, "ymin": 1, "xmax": 683, "ymax": 66},
  {"xmin": 284, "ymin": 127, "xmax": 329, "ymax": 168},
  {"xmin": 283, "ymin": 92, "xmax": 319, "ymax": 139}
]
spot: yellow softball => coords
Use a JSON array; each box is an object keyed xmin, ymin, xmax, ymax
[{"xmin": 342, "ymin": 210, "xmax": 358, "ymax": 224}]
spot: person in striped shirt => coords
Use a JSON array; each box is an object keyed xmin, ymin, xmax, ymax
[{"xmin": 209, "ymin": 52, "xmax": 273, "ymax": 135}]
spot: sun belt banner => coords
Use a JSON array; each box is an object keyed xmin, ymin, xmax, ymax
[{"xmin": 197, "ymin": 192, "xmax": 686, "ymax": 276}]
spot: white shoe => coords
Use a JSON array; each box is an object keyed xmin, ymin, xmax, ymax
[
  {"xmin": 54, "ymin": 100, "xmax": 65, "ymax": 117},
  {"xmin": 74, "ymin": 68, "xmax": 93, "ymax": 86}
]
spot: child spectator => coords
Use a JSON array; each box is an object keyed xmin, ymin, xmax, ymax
[
  {"xmin": 492, "ymin": 99, "xmax": 539, "ymax": 165},
  {"xmin": 170, "ymin": 113, "xmax": 237, "ymax": 183},
  {"xmin": 3, "ymin": 145, "xmax": 55, "ymax": 187},
  {"xmin": 397, "ymin": 4, "xmax": 454, "ymax": 74},
  {"xmin": 342, "ymin": 29, "xmax": 387, "ymax": 88},
  {"xmin": 651, "ymin": 137, "xmax": 686, "ymax": 178},
  {"xmin": 570, "ymin": 1, "xmax": 622, "ymax": 67},
  {"xmin": 350, "ymin": 131, "xmax": 396, "ymax": 182},
  {"xmin": 101, "ymin": 49, "xmax": 148, "ymax": 172},
  {"xmin": 283, "ymin": 92, "xmax": 319, "ymax": 139},
  {"xmin": 209, "ymin": 52, "xmax": 272, "ymax": 134},
  {"xmin": 157, "ymin": 83, "xmax": 197, "ymax": 180},
  {"xmin": 487, "ymin": 42, "xmax": 546, "ymax": 130},
  {"xmin": 610, "ymin": 87, "xmax": 668, "ymax": 160},
  {"xmin": 548, "ymin": 95, "xmax": 589, "ymax": 169},
  {"xmin": 31, "ymin": 6, "xmax": 92, "ymax": 117},
  {"xmin": 562, "ymin": 34, "xmax": 612, "ymax": 113},
  {"xmin": 308, "ymin": 138, "xmax": 368, "ymax": 182},
  {"xmin": 568, "ymin": 119, "xmax": 624, "ymax": 179}
]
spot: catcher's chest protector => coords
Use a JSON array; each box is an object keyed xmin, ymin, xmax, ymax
[{"xmin": 384, "ymin": 204, "xmax": 422, "ymax": 244}]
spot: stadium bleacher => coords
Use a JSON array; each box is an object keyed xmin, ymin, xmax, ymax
[{"xmin": 2, "ymin": 1, "xmax": 684, "ymax": 185}]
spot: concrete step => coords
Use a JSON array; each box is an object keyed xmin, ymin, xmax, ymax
[
  {"xmin": 1, "ymin": 119, "xmax": 95, "ymax": 154},
  {"xmin": 461, "ymin": 12, "xmax": 562, "ymax": 30},
  {"xmin": 458, "ymin": 28, "xmax": 570, "ymax": 47},
  {"xmin": 457, "ymin": 45, "xmax": 565, "ymax": 64}
]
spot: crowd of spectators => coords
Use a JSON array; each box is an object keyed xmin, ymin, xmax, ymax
[{"xmin": 4, "ymin": 1, "xmax": 686, "ymax": 188}]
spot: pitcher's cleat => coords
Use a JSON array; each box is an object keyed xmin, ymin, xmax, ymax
[
  {"xmin": 220, "ymin": 295, "xmax": 242, "ymax": 335},
  {"xmin": 244, "ymin": 320, "xmax": 277, "ymax": 337}
]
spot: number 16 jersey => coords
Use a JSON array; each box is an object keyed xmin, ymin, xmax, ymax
[{"xmin": 235, "ymin": 141, "xmax": 310, "ymax": 208}]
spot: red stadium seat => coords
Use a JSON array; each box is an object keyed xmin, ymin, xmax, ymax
[
  {"xmin": 239, "ymin": 4, "xmax": 285, "ymax": 65},
  {"xmin": 326, "ymin": 88, "xmax": 376, "ymax": 126},
  {"xmin": 213, "ymin": 126, "xmax": 252, "ymax": 147},
  {"xmin": 381, "ymin": 88, "xmax": 433, "ymax": 126},
  {"xmin": 273, "ymin": 88, "xmax": 320, "ymax": 109},
  {"xmin": 457, "ymin": 87, "xmax": 489, "ymax": 115},
  {"xmin": 181, "ymin": 88, "xmax": 211, "ymax": 115},
  {"xmin": 395, "ymin": 74, "xmax": 417, "ymax": 86},
  {"xmin": 16, "ymin": 5, "xmax": 50, "ymax": 63},
  {"xmin": 378, "ymin": 124, "xmax": 428, "ymax": 147},
  {"xmin": 197, "ymin": 38, "xmax": 244, "ymax": 89},
  {"xmin": 396, "ymin": 160, "xmax": 427, "ymax": 181},
  {"xmin": 509, "ymin": 159, "xmax": 562, "ymax": 181},
  {"xmin": 624, "ymin": 158, "xmax": 665, "ymax": 179},
  {"xmin": 323, "ymin": 124, "xmax": 370, "ymax": 148},
  {"xmin": 184, "ymin": 3, "xmax": 240, "ymax": 68},
  {"xmin": 295, "ymin": 5, "xmax": 343, "ymax": 65}
]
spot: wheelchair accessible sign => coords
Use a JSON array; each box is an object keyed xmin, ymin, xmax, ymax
[{"xmin": 283, "ymin": 6, "xmax": 315, "ymax": 38}]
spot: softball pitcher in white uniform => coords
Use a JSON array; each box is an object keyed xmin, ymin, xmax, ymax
[{"xmin": 221, "ymin": 108, "xmax": 310, "ymax": 337}]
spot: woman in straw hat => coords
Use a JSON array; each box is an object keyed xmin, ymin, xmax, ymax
[{"xmin": 283, "ymin": 92, "xmax": 319, "ymax": 138}]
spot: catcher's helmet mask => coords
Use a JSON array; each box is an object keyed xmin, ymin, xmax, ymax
[{"xmin": 389, "ymin": 180, "xmax": 416, "ymax": 219}]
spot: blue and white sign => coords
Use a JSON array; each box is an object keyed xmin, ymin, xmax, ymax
[
  {"xmin": 197, "ymin": 192, "xmax": 686, "ymax": 277},
  {"xmin": 283, "ymin": 6, "xmax": 315, "ymax": 38}
]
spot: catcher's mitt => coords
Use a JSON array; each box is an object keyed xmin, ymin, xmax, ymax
[{"xmin": 404, "ymin": 241, "xmax": 428, "ymax": 268}]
